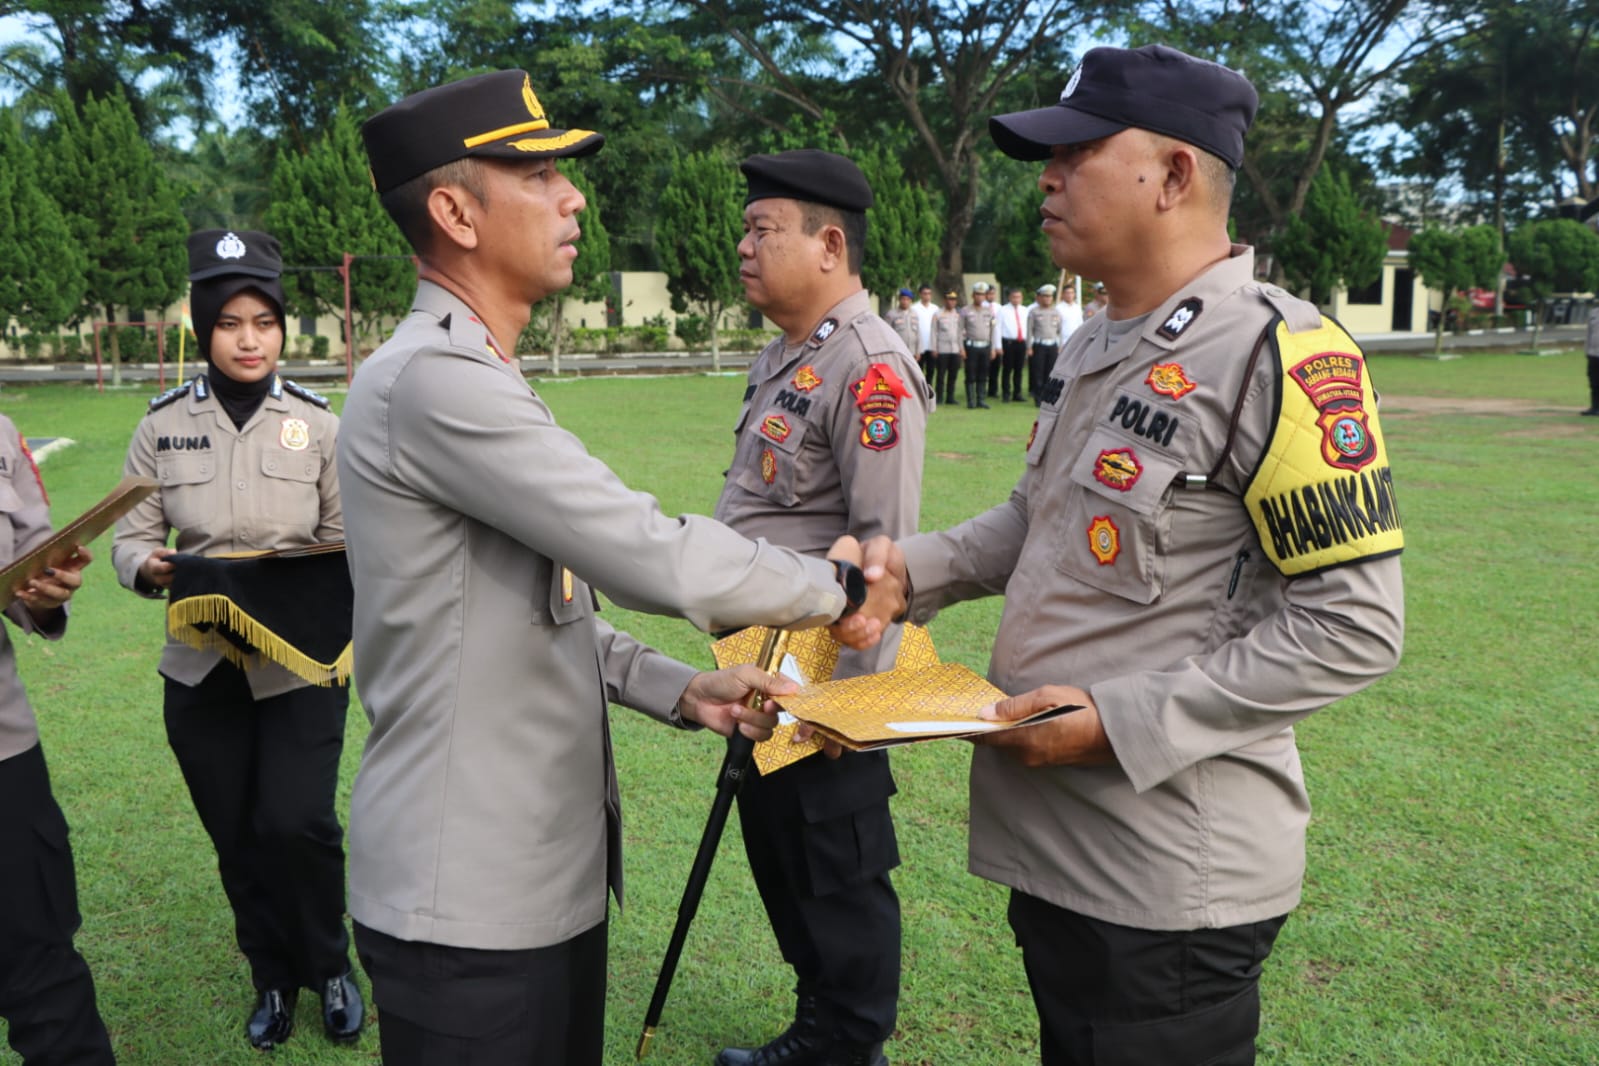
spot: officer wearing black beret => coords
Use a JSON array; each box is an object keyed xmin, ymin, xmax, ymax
[
  {"xmin": 843, "ymin": 42, "xmax": 1405, "ymax": 1066},
  {"xmin": 712, "ymin": 148, "xmax": 929, "ymax": 1066},
  {"xmin": 343, "ymin": 72, "xmax": 890, "ymax": 1066}
]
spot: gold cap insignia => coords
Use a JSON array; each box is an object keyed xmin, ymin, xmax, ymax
[{"xmin": 522, "ymin": 74, "xmax": 546, "ymax": 122}]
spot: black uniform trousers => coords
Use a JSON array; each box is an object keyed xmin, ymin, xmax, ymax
[
  {"xmin": 1008, "ymin": 890, "xmax": 1287, "ymax": 1066},
  {"xmin": 735, "ymin": 748, "xmax": 900, "ymax": 1045},
  {"xmin": 0, "ymin": 743, "xmax": 115, "ymax": 1066},
  {"xmin": 919, "ymin": 349, "xmax": 937, "ymax": 384},
  {"xmin": 163, "ymin": 663, "xmax": 350, "ymax": 993},
  {"xmin": 934, "ymin": 352, "xmax": 962, "ymax": 407},
  {"xmin": 963, "ymin": 342, "xmax": 992, "ymax": 403},
  {"xmin": 1587, "ymin": 354, "xmax": 1599, "ymax": 409},
  {"xmin": 355, "ymin": 918, "xmax": 607, "ymax": 1066},
  {"xmin": 1030, "ymin": 343, "xmax": 1060, "ymax": 403},
  {"xmin": 1001, "ymin": 338, "xmax": 1028, "ymax": 399}
]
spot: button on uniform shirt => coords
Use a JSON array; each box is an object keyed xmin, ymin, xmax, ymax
[
  {"xmin": 932, "ymin": 308, "xmax": 965, "ymax": 354},
  {"xmin": 998, "ymin": 301, "xmax": 1029, "ymax": 344},
  {"xmin": 0, "ymin": 417, "xmax": 69, "ymax": 763},
  {"xmin": 899, "ymin": 246, "xmax": 1404, "ymax": 933},
  {"xmin": 113, "ymin": 374, "xmax": 342, "ymax": 699}
]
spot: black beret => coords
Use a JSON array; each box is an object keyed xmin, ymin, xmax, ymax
[
  {"xmin": 188, "ymin": 229, "xmax": 281, "ymax": 282},
  {"xmin": 362, "ymin": 70, "xmax": 603, "ymax": 194},
  {"xmin": 740, "ymin": 149, "xmax": 873, "ymax": 212},
  {"xmin": 989, "ymin": 44, "xmax": 1258, "ymax": 169}
]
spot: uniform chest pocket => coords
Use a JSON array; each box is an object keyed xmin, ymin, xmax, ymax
[
  {"xmin": 732, "ymin": 413, "xmax": 810, "ymax": 508},
  {"xmin": 260, "ymin": 448, "xmax": 320, "ymax": 483},
  {"xmin": 156, "ymin": 451, "xmax": 217, "ymax": 487},
  {"xmin": 1054, "ymin": 427, "xmax": 1185, "ymax": 605},
  {"xmin": 155, "ymin": 452, "xmax": 217, "ymax": 533}
]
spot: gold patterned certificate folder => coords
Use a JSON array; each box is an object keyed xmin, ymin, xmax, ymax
[{"xmin": 711, "ymin": 625, "xmax": 1069, "ymax": 774}]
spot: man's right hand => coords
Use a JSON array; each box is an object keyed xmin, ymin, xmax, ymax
[
  {"xmin": 829, "ymin": 535, "xmax": 907, "ymax": 649},
  {"xmin": 139, "ymin": 547, "xmax": 177, "ymax": 589}
]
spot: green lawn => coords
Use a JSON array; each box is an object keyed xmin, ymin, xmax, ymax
[{"xmin": 2, "ymin": 347, "xmax": 1595, "ymax": 1064}]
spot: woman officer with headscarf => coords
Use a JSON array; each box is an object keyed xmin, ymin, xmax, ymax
[{"xmin": 111, "ymin": 230, "xmax": 361, "ymax": 1051}]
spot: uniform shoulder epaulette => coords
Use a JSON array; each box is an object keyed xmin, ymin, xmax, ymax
[
  {"xmin": 1245, "ymin": 281, "xmax": 1322, "ymax": 334},
  {"xmin": 147, "ymin": 382, "xmax": 192, "ymax": 413},
  {"xmin": 283, "ymin": 379, "xmax": 332, "ymax": 409}
]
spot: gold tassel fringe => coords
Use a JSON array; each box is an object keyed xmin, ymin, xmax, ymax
[{"xmin": 167, "ymin": 594, "xmax": 352, "ymax": 687}]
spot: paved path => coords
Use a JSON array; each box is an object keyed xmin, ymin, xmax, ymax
[{"xmin": 0, "ymin": 325, "xmax": 1583, "ymax": 387}]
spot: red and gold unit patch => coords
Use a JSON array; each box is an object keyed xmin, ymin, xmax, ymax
[
  {"xmin": 860, "ymin": 413, "xmax": 898, "ymax": 451},
  {"xmin": 760, "ymin": 446, "xmax": 777, "ymax": 484},
  {"xmin": 760, "ymin": 414, "xmax": 791, "ymax": 443},
  {"xmin": 1087, "ymin": 515, "xmax": 1121, "ymax": 565},
  {"xmin": 1145, "ymin": 362, "xmax": 1197, "ymax": 400},
  {"xmin": 850, "ymin": 363, "xmax": 912, "ymax": 450},
  {"xmin": 792, "ymin": 365, "xmax": 823, "ymax": 392},
  {"xmin": 17, "ymin": 433, "xmax": 45, "ymax": 505},
  {"xmin": 1093, "ymin": 448, "xmax": 1142, "ymax": 491},
  {"xmin": 1288, "ymin": 351, "xmax": 1378, "ymax": 470},
  {"xmin": 1027, "ymin": 420, "xmax": 1038, "ymax": 451}
]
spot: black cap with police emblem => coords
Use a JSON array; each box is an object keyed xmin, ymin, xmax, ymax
[
  {"xmin": 186, "ymin": 230, "xmax": 287, "ymax": 359},
  {"xmin": 740, "ymin": 149, "xmax": 873, "ymax": 212},
  {"xmin": 989, "ymin": 44, "xmax": 1258, "ymax": 169},
  {"xmin": 362, "ymin": 70, "xmax": 604, "ymax": 195}
]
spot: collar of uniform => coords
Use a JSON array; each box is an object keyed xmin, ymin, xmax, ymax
[
  {"xmin": 1076, "ymin": 244, "xmax": 1255, "ymax": 376},
  {"xmin": 412, "ymin": 279, "xmax": 518, "ymax": 369},
  {"xmin": 804, "ymin": 289, "xmax": 872, "ymax": 349}
]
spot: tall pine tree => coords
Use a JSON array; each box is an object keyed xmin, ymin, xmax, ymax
[
  {"xmin": 0, "ymin": 110, "xmax": 86, "ymax": 353},
  {"xmin": 38, "ymin": 89, "xmax": 186, "ymax": 384},
  {"xmin": 656, "ymin": 150, "xmax": 744, "ymax": 371},
  {"xmin": 265, "ymin": 107, "xmax": 414, "ymax": 352}
]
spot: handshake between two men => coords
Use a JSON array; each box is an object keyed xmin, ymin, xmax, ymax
[{"xmin": 686, "ymin": 534, "xmax": 1113, "ymax": 772}]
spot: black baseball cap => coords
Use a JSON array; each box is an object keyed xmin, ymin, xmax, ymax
[
  {"xmin": 363, "ymin": 70, "xmax": 603, "ymax": 194},
  {"xmin": 989, "ymin": 44, "xmax": 1258, "ymax": 169},
  {"xmin": 741, "ymin": 149, "xmax": 874, "ymax": 212}
]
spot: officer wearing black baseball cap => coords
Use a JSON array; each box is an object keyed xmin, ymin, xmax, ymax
[{"xmin": 989, "ymin": 43, "xmax": 1258, "ymax": 168}]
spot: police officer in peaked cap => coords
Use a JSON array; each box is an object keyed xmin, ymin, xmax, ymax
[{"xmin": 341, "ymin": 71, "xmax": 900, "ymax": 1065}]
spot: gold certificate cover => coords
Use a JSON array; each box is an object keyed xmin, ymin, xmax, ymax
[{"xmin": 0, "ymin": 475, "xmax": 159, "ymax": 603}]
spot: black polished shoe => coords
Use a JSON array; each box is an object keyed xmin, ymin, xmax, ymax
[
  {"xmin": 247, "ymin": 988, "xmax": 296, "ymax": 1050},
  {"xmin": 321, "ymin": 971, "xmax": 364, "ymax": 1043}
]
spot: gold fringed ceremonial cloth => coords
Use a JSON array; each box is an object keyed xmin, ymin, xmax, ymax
[{"xmin": 166, "ymin": 542, "xmax": 352, "ymax": 687}]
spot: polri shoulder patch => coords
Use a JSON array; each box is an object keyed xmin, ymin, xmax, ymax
[
  {"xmin": 147, "ymin": 381, "xmax": 194, "ymax": 413},
  {"xmin": 1156, "ymin": 297, "xmax": 1203, "ymax": 341},
  {"xmin": 284, "ymin": 379, "xmax": 332, "ymax": 409}
]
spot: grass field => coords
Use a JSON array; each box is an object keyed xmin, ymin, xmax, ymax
[{"xmin": 1, "ymin": 346, "xmax": 1595, "ymax": 1065}]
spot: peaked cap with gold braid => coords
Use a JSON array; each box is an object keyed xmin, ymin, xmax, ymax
[{"xmin": 362, "ymin": 70, "xmax": 604, "ymax": 194}]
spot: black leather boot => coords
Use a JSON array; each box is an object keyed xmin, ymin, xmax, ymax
[
  {"xmin": 321, "ymin": 970, "xmax": 364, "ymax": 1043},
  {"xmin": 715, "ymin": 996, "xmax": 825, "ymax": 1066},
  {"xmin": 965, "ymin": 382, "xmax": 976, "ymax": 409}
]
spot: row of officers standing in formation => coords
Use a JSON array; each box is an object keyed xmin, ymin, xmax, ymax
[
  {"xmin": 883, "ymin": 281, "xmax": 1107, "ymax": 409},
  {"xmin": 0, "ymin": 39, "xmax": 1406, "ymax": 1066}
]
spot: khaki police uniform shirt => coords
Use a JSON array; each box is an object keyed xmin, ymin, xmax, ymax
[
  {"xmin": 932, "ymin": 308, "xmax": 965, "ymax": 354},
  {"xmin": 112, "ymin": 374, "xmax": 342, "ymax": 700},
  {"xmin": 714, "ymin": 289, "xmax": 930, "ymax": 678},
  {"xmin": 0, "ymin": 418, "xmax": 69, "ymax": 763},
  {"xmin": 961, "ymin": 302, "xmax": 997, "ymax": 348},
  {"xmin": 1586, "ymin": 307, "xmax": 1599, "ymax": 356},
  {"xmin": 1028, "ymin": 304, "xmax": 1066, "ymax": 346},
  {"xmin": 338, "ymin": 281, "xmax": 847, "ymax": 952},
  {"xmin": 900, "ymin": 247, "xmax": 1405, "ymax": 931},
  {"xmin": 884, "ymin": 306, "xmax": 920, "ymax": 356}
]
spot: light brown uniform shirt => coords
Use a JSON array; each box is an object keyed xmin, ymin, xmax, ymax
[
  {"xmin": 0, "ymin": 418, "xmax": 69, "ymax": 763},
  {"xmin": 883, "ymin": 306, "xmax": 920, "ymax": 356},
  {"xmin": 961, "ymin": 303, "xmax": 997, "ymax": 348},
  {"xmin": 338, "ymin": 281, "xmax": 847, "ymax": 952},
  {"xmin": 1028, "ymin": 304, "xmax": 1065, "ymax": 345},
  {"xmin": 901, "ymin": 247, "xmax": 1405, "ymax": 930},
  {"xmin": 714, "ymin": 289, "xmax": 930, "ymax": 677},
  {"xmin": 112, "ymin": 374, "xmax": 342, "ymax": 699},
  {"xmin": 932, "ymin": 308, "xmax": 965, "ymax": 354}
]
